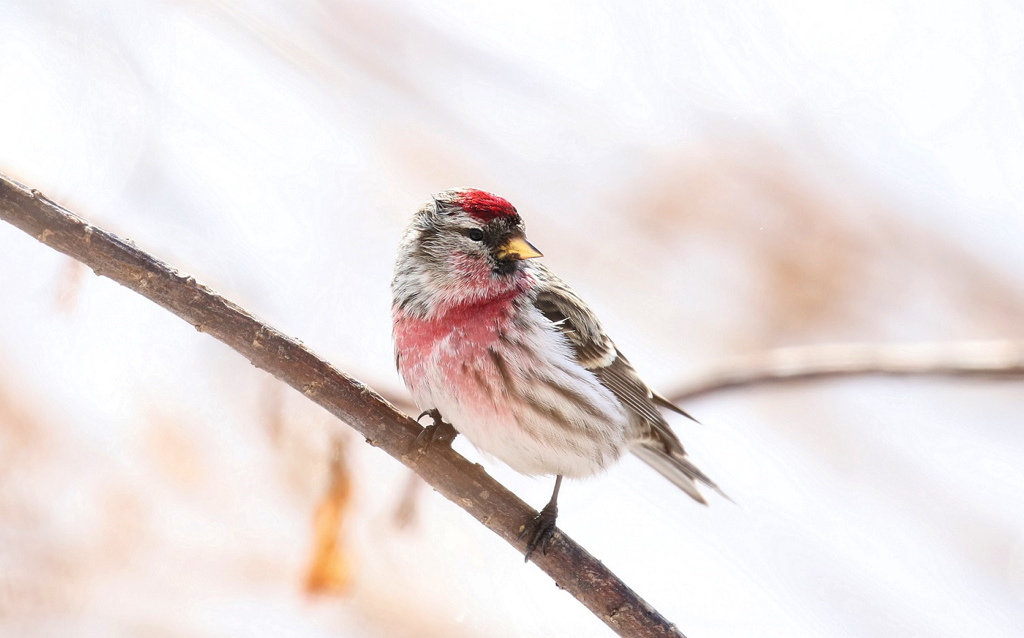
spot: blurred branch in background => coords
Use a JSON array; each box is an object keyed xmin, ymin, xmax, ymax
[
  {"xmin": 0, "ymin": 172, "xmax": 686, "ymax": 638},
  {"xmin": 670, "ymin": 340, "xmax": 1024, "ymax": 403},
  {"xmin": 305, "ymin": 438, "xmax": 353, "ymax": 595}
]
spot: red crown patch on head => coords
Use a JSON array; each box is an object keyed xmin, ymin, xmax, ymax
[{"xmin": 457, "ymin": 189, "xmax": 518, "ymax": 222}]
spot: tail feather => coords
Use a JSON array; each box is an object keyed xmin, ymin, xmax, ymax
[{"xmin": 630, "ymin": 444, "xmax": 728, "ymax": 504}]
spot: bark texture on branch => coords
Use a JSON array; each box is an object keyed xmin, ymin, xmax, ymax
[{"xmin": 0, "ymin": 173, "xmax": 685, "ymax": 638}]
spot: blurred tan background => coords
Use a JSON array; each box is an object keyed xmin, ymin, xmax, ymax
[{"xmin": 1, "ymin": 1, "xmax": 1022, "ymax": 636}]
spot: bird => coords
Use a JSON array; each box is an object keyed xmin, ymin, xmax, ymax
[{"xmin": 391, "ymin": 188, "xmax": 723, "ymax": 559}]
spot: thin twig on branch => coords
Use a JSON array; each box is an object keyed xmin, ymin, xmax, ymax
[
  {"xmin": 669, "ymin": 340, "xmax": 1024, "ymax": 403},
  {"xmin": 0, "ymin": 173, "xmax": 685, "ymax": 638}
]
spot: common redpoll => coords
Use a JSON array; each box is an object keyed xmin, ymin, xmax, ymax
[{"xmin": 392, "ymin": 189, "xmax": 722, "ymax": 559}]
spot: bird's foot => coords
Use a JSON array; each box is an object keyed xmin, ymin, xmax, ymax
[
  {"xmin": 519, "ymin": 501, "xmax": 558, "ymax": 561},
  {"xmin": 409, "ymin": 409, "xmax": 458, "ymax": 453}
]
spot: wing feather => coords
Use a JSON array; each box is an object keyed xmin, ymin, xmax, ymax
[{"xmin": 529, "ymin": 264, "xmax": 722, "ymax": 503}]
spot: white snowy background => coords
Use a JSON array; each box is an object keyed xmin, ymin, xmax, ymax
[{"xmin": 1, "ymin": 1, "xmax": 1022, "ymax": 637}]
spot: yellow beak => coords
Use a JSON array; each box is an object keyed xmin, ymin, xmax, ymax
[{"xmin": 496, "ymin": 235, "xmax": 543, "ymax": 261}]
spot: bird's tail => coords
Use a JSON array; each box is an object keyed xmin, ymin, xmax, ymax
[{"xmin": 630, "ymin": 443, "xmax": 729, "ymax": 505}]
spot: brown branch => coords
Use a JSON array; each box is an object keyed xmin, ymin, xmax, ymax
[
  {"xmin": 0, "ymin": 173, "xmax": 685, "ymax": 638},
  {"xmin": 669, "ymin": 340, "xmax": 1024, "ymax": 403}
]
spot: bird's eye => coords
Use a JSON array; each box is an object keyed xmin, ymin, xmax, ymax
[{"xmin": 467, "ymin": 228, "xmax": 484, "ymax": 242}]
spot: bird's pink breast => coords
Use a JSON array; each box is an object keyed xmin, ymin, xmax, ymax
[{"xmin": 394, "ymin": 289, "xmax": 520, "ymax": 394}]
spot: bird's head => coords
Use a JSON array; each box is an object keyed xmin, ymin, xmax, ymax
[
  {"xmin": 419, "ymin": 188, "xmax": 542, "ymax": 274},
  {"xmin": 393, "ymin": 188, "xmax": 544, "ymax": 314}
]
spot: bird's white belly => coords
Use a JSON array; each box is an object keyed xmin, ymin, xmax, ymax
[{"xmin": 412, "ymin": 327, "xmax": 631, "ymax": 478}]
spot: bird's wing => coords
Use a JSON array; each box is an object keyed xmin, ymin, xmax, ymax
[
  {"xmin": 531, "ymin": 270, "xmax": 617, "ymax": 370},
  {"xmin": 651, "ymin": 389, "xmax": 699, "ymax": 423},
  {"xmin": 530, "ymin": 266, "xmax": 690, "ymax": 435},
  {"xmin": 530, "ymin": 265, "xmax": 725, "ymax": 502}
]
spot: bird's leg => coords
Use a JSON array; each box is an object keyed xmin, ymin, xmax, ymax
[
  {"xmin": 520, "ymin": 475, "xmax": 562, "ymax": 561},
  {"xmin": 409, "ymin": 408, "xmax": 458, "ymax": 453}
]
